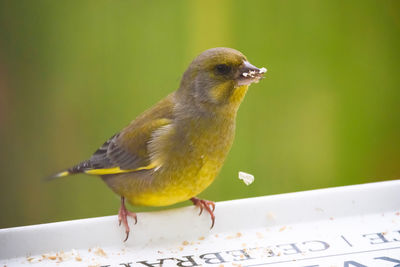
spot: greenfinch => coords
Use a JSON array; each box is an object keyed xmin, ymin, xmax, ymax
[{"xmin": 52, "ymin": 47, "xmax": 266, "ymax": 241}]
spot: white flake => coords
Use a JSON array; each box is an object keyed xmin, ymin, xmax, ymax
[{"xmin": 238, "ymin": 171, "xmax": 254, "ymax": 186}]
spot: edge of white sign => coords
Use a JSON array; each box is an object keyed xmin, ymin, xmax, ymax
[{"xmin": 1, "ymin": 180, "xmax": 399, "ymax": 260}]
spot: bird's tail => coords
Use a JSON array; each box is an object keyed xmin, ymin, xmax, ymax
[{"xmin": 46, "ymin": 160, "xmax": 93, "ymax": 181}]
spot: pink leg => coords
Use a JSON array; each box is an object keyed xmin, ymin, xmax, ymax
[
  {"xmin": 190, "ymin": 197, "xmax": 216, "ymax": 229},
  {"xmin": 118, "ymin": 196, "xmax": 137, "ymax": 242}
]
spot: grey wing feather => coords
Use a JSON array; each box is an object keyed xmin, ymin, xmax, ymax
[{"xmin": 89, "ymin": 134, "xmax": 141, "ymax": 170}]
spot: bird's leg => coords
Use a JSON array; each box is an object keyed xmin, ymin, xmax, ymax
[
  {"xmin": 118, "ymin": 196, "xmax": 137, "ymax": 242},
  {"xmin": 190, "ymin": 197, "xmax": 215, "ymax": 229}
]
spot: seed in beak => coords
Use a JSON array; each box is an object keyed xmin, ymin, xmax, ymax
[
  {"xmin": 241, "ymin": 67, "xmax": 267, "ymax": 78},
  {"xmin": 259, "ymin": 67, "xmax": 267, "ymax": 74}
]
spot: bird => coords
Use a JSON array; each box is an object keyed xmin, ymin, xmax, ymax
[{"xmin": 51, "ymin": 47, "xmax": 267, "ymax": 241}]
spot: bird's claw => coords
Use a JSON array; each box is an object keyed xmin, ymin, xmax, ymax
[
  {"xmin": 198, "ymin": 205, "xmax": 204, "ymax": 216},
  {"xmin": 118, "ymin": 197, "xmax": 137, "ymax": 242},
  {"xmin": 190, "ymin": 197, "xmax": 216, "ymax": 229}
]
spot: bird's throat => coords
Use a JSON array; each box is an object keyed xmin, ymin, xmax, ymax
[{"xmin": 231, "ymin": 85, "xmax": 249, "ymax": 106}]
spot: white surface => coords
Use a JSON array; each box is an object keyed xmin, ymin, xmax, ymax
[{"xmin": 1, "ymin": 180, "xmax": 400, "ymax": 266}]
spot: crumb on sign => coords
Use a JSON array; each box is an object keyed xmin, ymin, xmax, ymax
[
  {"xmin": 94, "ymin": 247, "xmax": 107, "ymax": 257},
  {"xmin": 267, "ymin": 212, "xmax": 276, "ymax": 221}
]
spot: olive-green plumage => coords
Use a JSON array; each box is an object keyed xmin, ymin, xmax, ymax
[{"xmin": 55, "ymin": 47, "xmax": 266, "ymax": 208}]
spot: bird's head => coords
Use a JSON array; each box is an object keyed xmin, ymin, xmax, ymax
[{"xmin": 177, "ymin": 47, "xmax": 266, "ymax": 112}]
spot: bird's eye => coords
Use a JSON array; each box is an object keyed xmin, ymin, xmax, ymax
[{"xmin": 215, "ymin": 64, "xmax": 231, "ymax": 75}]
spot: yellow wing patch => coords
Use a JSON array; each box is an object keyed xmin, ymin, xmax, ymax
[{"xmin": 84, "ymin": 162, "xmax": 158, "ymax": 175}]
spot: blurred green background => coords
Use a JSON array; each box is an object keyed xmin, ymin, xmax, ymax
[{"xmin": 0, "ymin": 0, "xmax": 399, "ymax": 229}]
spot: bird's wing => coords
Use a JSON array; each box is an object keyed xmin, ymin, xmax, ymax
[
  {"xmin": 85, "ymin": 118, "xmax": 171, "ymax": 175},
  {"xmin": 66, "ymin": 94, "xmax": 175, "ymax": 176}
]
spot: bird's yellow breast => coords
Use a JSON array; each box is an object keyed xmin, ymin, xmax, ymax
[
  {"xmin": 130, "ymin": 157, "xmax": 224, "ymax": 206},
  {"xmin": 127, "ymin": 116, "xmax": 236, "ymax": 206}
]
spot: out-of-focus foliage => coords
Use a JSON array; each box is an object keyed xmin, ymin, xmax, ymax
[{"xmin": 0, "ymin": 0, "xmax": 399, "ymax": 228}]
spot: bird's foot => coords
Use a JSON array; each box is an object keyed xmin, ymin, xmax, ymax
[
  {"xmin": 118, "ymin": 196, "xmax": 137, "ymax": 242},
  {"xmin": 190, "ymin": 197, "xmax": 215, "ymax": 229}
]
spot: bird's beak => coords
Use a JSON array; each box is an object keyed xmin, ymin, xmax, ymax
[{"xmin": 237, "ymin": 61, "xmax": 267, "ymax": 86}]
